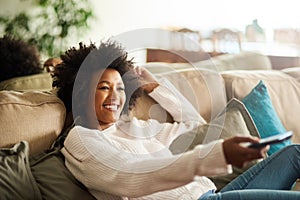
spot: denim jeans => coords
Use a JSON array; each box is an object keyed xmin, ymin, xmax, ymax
[{"xmin": 199, "ymin": 144, "xmax": 300, "ymax": 200}]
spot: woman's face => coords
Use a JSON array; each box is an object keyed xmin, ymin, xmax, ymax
[{"xmin": 95, "ymin": 68, "xmax": 126, "ymax": 129}]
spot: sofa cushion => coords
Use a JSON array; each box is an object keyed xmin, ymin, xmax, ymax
[
  {"xmin": 30, "ymin": 148, "xmax": 97, "ymax": 200},
  {"xmin": 0, "ymin": 73, "xmax": 53, "ymax": 91},
  {"xmin": 142, "ymin": 51, "xmax": 272, "ymax": 72},
  {"xmin": 169, "ymin": 98, "xmax": 260, "ymax": 190},
  {"xmin": 177, "ymin": 51, "xmax": 272, "ymax": 72},
  {"xmin": 282, "ymin": 67, "xmax": 300, "ymax": 82},
  {"xmin": 0, "ymin": 90, "xmax": 66, "ymax": 155},
  {"xmin": 0, "ymin": 140, "xmax": 97, "ymax": 200},
  {"xmin": 242, "ymin": 80, "xmax": 290, "ymax": 155},
  {"xmin": 209, "ymin": 51, "xmax": 272, "ymax": 71},
  {"xmin": 221, "ymin": 70, "xmax": 300, "ymax": 144}
]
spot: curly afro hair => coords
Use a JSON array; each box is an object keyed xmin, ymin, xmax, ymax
[
  {"xmin": 52, "ymin": 40, "xmax": 143, "ymax": 123},
  {"xmin": 0, "ymin": 34, "xmax": 43, "ymax": 82}
]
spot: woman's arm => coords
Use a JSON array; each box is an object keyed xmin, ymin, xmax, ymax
[
  {"xmin": 149, "ymin": 78, "xmax": 205, "ymax": 123},
  {"xmin": 130, "ymin": 67, "xmax": 206, "ymax": 146},
  {"xmin": 135, "ymin": 66, "xmax": 206, "ymax": 124},
  {"xmin": 63, "ymin": 128, "xmax": 267, "ymax": 198},
  {"xmin": 62, "ymin": 126, "xmax": 230, "ymax": 198}
]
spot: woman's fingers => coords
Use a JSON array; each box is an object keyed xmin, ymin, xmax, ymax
[{"xmin": 223, "ymin": 136, "xmax": 268, "ymax": 168}]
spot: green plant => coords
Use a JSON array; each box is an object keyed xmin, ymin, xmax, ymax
[{"xmin": 0, "ymin": 0, "xmax": 94, "ymax": 58}]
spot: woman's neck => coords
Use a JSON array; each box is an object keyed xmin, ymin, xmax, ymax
[{"xmin": 97, "ymin": 122, "xmax": 115, "ymax": 131}]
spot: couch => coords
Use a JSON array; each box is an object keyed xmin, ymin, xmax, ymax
[{"xmin": 1, "ymin": 51, "xmax": 300, "ymax": 198}]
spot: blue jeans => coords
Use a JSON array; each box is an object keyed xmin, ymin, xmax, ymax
[{"xmin": 199, "ymin": 144, "xmax": 300, "ymax": 200}]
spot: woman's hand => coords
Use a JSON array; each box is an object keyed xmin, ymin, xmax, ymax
[
  {"xmin": 223, "ymin": 136, "xmax": 269, "ymax": 168},
  {"xmin": 133, "ymin": 66, "xmax": 159, "ymax": 93}
]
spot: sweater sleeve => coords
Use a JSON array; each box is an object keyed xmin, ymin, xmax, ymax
[
  {"xmin": 145, "ymin": 78, "xmax": 206, "ymax": 145},
  {"xmin": 61, "ymin": 127, "xmax": 232, "ymax": 198},
  {"xmin": 149, "ymin": 78, "xmax": 206, "ymax": 124}
]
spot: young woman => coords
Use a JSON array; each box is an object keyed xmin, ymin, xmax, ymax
[{"xmin": 53, "ymin": 40, "xmax": 300, "ymax": 200}]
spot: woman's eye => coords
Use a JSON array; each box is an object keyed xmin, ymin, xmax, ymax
[
  {"xmin": 98, "ymin": 86, "xmax": 109, "ymax": 90},
  {"xmin": 118, "ymin": 87, "xmax": 125, "ymax": 91}
]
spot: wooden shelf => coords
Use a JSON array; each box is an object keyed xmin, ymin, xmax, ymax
[
  {"xmin": 146, "ymin": 47, "xmax": 300, "ymax": 70},
  {"xmin": 146, "ymin": 48, "xmax": 213, "ymax": 63}
]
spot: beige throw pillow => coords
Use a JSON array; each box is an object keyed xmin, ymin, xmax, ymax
[
  {"xmin": 0, "ymin": 73, "xmax": 53, "ymax": 91},
  {"xmin": 0, "ymin": 90, "xmax": 66, "ymax": 155}
]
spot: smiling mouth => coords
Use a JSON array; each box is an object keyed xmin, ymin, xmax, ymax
[{"xmin": 103, "ymin": 104, "xmax": 119, "ymax": 111}]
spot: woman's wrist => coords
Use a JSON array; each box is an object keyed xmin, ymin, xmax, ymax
[{"xmin": 142, "ymin": 82, "xmax": 159, "ymax": 93}]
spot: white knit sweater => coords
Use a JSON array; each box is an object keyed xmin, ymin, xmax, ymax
[{"xmin": 61, "ymin": 79, "xmax": 232, "ymax": 199}]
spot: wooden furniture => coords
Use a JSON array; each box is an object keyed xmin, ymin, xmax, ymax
[
  {"xmin": 241, "ymin": 41, "xmax": 300, "ymax": 70},
  {"xmin": 145, "ymin": 28, "xmax": 300, "ymax": 69},
  {"xmin": 146, "ymin": 48, "xmax": 300, "ymax": 70},
  {"xmin": 146, "ymin": 48, "xmax": 211, "ymax": 63},
  {"xmin": 273, "ymin": 28, "xmax": 300, "ymax": 45},
  {"xmin": 211, "ymin": 28, "xmax": 243, "ymax": 55},
  {"xmin": 269, "ymin": 55, "xmax": 300, "ymax": 70},
  {"xmin": 168, "ymin": 27, "xmax": 202, "ymax": 51}
]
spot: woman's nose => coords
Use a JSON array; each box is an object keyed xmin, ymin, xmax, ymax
[{"xmin": 109, "ymin": 88, "xmax": 119, "ymax": 100}]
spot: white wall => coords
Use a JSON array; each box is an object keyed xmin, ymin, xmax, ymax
[
  {"xmin": 2, "ymin": 0, "xmax": 300, "ymax": 43},
  {"xmin": 86, "ymin": 0, "xmax": 300, "ymax": 41},
  {"xmin": 1, "ymin": 0, "xmax": 300, "ymax": 62},
  {"xmin": 2, "ymin": 0, "xmax": 300, "ymax": 41}
]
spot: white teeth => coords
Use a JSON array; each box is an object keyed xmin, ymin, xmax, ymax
[{"xmin": 104, "ymin": 104, "xmax": 118, "ymax": 111}]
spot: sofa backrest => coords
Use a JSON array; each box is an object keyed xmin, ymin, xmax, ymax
[
  {"xmin": 208, "ymin": 51, "xmax": 272, "ymax": 71},
  {"xmin": 142, "ymin": 51, "xmax": 272, "ymax": 74},
  {"xmin": 140, "ymin": 58, "xmax": 300, "ymax": 145}
]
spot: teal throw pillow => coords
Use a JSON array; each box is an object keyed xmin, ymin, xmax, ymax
[{"xmin": 242, "ymin": 80, "xmax": 291, "ymax": 155}]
